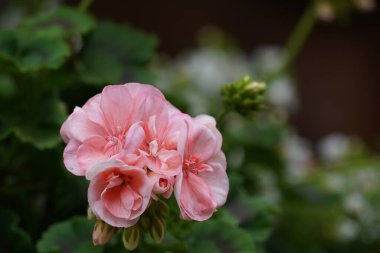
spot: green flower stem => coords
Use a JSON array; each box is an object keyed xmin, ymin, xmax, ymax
[
  {"xmin": 268, "ymin": 1, "xmax": 318, "ymax": 82},
  {"xmin": 284, "ymin": 1, "xmax": 317, "ymax": 68},
  {"xmin": 78, "ymin": 0, "xmax": 94, "ymax": 11}
]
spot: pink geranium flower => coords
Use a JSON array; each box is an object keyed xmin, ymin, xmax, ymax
[
  {"xmin": 137, "ymin": 95, "xmax": 185, "ymax": 177},
  {"xmin": 87, "ymin": 160, "xmax": 153, "ymax": 228},
  {"xmin": 174, "ymin": 115, "xmax": 229, "ymax": 221},
  {"xmin": 60, "ymin": 83, "xmax": 169, "ymax": 176},
  {"xmin": 60, "ymin": 82, "xmax": 229, "ymax": 232},
  {"xmin": 149, "ymin": 172, "xmax": 174, "ymax": 199}
]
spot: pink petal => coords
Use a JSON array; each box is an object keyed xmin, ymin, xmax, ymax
[
  {"xmin": 142, "ymin": 96, "xmax": 169, "ymax": 139},
  {"xmin": 120, "ymin": 167, "xmax": 149, "ymax": 193},
  {"xmin": 165, "ymin": 115, "xmax": 188, "ymax": 152},
  {"xmin": 150, "ymin": 172, "xmax": 173, "ymax": 198},
  {"xmin": 92, "ymin": 201, "xmax": 139, "ymax": 228},
  {"xmin": 173, "ymin": 171, "xmax": 188, "ymax": 219},
  {"xmin": 86, "ymin": 160, "xmax": 126, "ymax": 180},
  {"xmin": 177, "ymin": 172, "xmax": 216, "ymax": 221},
  {"xmin": 194, "ymin": 114, "xmax": 217, "ymax": 128},
  {"xmin": 162, "ymin": 186, "xmax": 173, "ymax": 199},
  {"xmin": 119, "ymin": 167, "xmax": 154, "ymax": 220},
  {"xmin": 124, "ymin": 83, "xmax": 165, "ymax": 101},
  {"xmin": 130, "ymin": 187, "xmax": 143, "ymax": 211},
  {"xmin": 149, "ymin": 140, "xmax": 159, "ymax": 157},
  {"xmin": 82, "ymin": 94, "xmax": 107, "ymax": 129},
  {"xmin": 175, "ymin": 116, "xmax": 190, "ymax": 159},
  {"xmin": 63, "ymin": 140, "xmax": 83, "ymax": 176},
  {"xmin": 100, "ymin": 85, "xmax": 133, "ymax": 135},
  {"xmin": 64, "ymin": 107, "xmax": 105, "ymax": 142},
  {"xmin": 199, "ymin": 151, "xmax": 228, "ymax": 207},
  {"xmin": 103, "ymin": 186, "xmax": 132, "ymax": 218},
  {"xmin": 188, "ymin": 123, "xmax": 219, "ymax": 162},
  {"xmin": 77, "ymin": 136, "xmax": 108, "ymax": 173},
  {"xmin": 123, "ymin": 122, "xmax": 145, "ymax": 153},
  {"xmin": 156, "ymin": 149, "xmax": 182, "ymax": 176}
]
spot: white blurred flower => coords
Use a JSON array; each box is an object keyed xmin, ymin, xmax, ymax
[
  {"xmin": 343, "ymin": 192, "xmax": 367, "ymax": 218},
  {"xmin": 267, "ymin": 76, "xmax": 299, "ymax": 113},
  {"xmin": 316, "ymin": 1, "xmax": 335, "ymax": 22},
  {"xmin": 251, "ymin": 46, "xmax": 284, "ymax": 74},
  {"xmin": 354, "ymin": 168, "xmax": 379, "ymax": 193},
  {"xmin": 336, "ymin": 219, "xmax": 360, "ymax": 241},
  {"xmin": 282, "ymin": 131, "xmax": 313, "ymax": 182},
  {"xmin": 257, "ymin": 169, "xmax": 282, "ymax": 204},
  {"xmin": 324, "ymin": 173, "xmax": 346, "ymax": 193},
  {"xmin": 179, "ymin": 48, "xmax": 250, "ymax": 94},
  {"xmin": 155, "ymin": 47, "xmax": 251, "ymax": 114},
  {"xmin": 318, "ymin": 134, "xmax": 350, "ymax": 164},
  {"xmin": 251, "ymin": 46, "xmax": 299, "ymax": 115},
  {"xmin": 353, "ymin": 0, "xmax": 376, "ymax": 12}
]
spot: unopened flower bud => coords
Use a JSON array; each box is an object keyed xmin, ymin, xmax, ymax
[
  {"xmin": 122, "ymin": 225, "xmax": 140, "ymax": 251},
  {"xmin": 93, "ymin": 220, "xmax": 115, "ymax": 245},
  {"xmin": 245, "ymin": 81, "xmax": 266, "ymax": 93},
  {"xmin": 139, "ymin": 213, "xmax": 152, "ymax": 231},
  {"xmin": 87, "ymin": 206, "xmax": 96, "ymax": 220},
  {"xmin": 221, "ymin": 75, "xmax": 266, "ymax": 118},
  {"xmin": 156, "ymin": 199, "xmax": 170, "ymax": 218},
  {"xmin": 150, "ymin": 217, "xmax": 165, "ymax": 243}
]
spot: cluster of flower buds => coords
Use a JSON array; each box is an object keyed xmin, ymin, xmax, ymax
[
  {"xmin": 221, "ymin": 75, "xmax": 266, "ymax": 118},
  {"xmin": 60, "ymin": 83, "xmax": 229, "ymax": 249}
]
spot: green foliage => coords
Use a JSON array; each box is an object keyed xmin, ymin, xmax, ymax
[
  {"xmin": 0, "ymin": 29, "xmax": 70, "ymax": 72},
  {"xmin": 13, "ymin": 96, "xmax": 67, "ymax": 149},
  {"xmin": 37, "ymin": 217, "xmax": 101, "ymax": 253},
  {"xmin": 77, "ymin": 21, "xmax": 157, "ymax": 85},
  {"xmin": 0, "ymin": 4, "xmax": 157, "ymax": 150},
  {"xmin": 21, "ymin": 6, "xmax": 94, "ymax": 37},
  {"xmin": 0, "ymin": 208, "xmax": 34, "ymax": 253},
  {"xmin": 189, "ymin": 220, "xmax": 256, "ymax": 253}
]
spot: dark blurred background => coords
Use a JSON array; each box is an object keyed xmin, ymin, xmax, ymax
[{"xmin": 67, "ymin": 0, "xmax": 380, "ymax": 149}]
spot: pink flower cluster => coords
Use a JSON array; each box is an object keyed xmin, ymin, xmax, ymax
[{"xmin": 60, "ymin": 83, "xmax": 228, "ymax": 228}]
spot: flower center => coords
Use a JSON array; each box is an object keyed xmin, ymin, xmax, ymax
[
  {"xmin": 105, "ymin": 126, "xmax": 126, "ymax": 156},
  {"xmin": 184, "ymin": 156, "xmax": 202, "ymax": 176},
  {"xmin": 159, "ymin": 178, "xmax": 168, "ymax": 188},
  {"xmin": 106, "ymin": 172, "xmax": 134, "ymax": 188},
  {"xmin": 184, "ymin": 156, "xmax": 213, "ymax": 177}
]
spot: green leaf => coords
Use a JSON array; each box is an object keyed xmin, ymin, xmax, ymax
[
  {"xmin": 37, "ymin": 216, "xmax": 102, "ymax": 253},
  {"xmin": 0, "ymin": 208, "xmax": 34, "ymax": 253},
  {"xmin": 0, "ymin": 73, "xmax": 16, "ymax": 99},
  {"xmin": 21, "ymin": 6, "xmax": 94, "ymax": 37},
  {"xmin": 77, "ymin": 21, "xmax": 157, "ymax": 85},
  {"xmin": 226, "ymin": 187, "xmax": 279, "ymax": 245},
  {"xmin": 13, "ymin": 96, "xmax": 67, "ymax": 149},
  {"xmin": 14, "ymin": 126, "xmax": 62, "ymax": 149},
  {"xmin": 0, "ymin": 109, "xmax": 12, "ymax": 141},
  {"xmin": 0, "ymin": 30, "xmax": 71, "ymax": 72},
  {"xmin": 189, "ymin": 220, "xmax": 256, "ymax": 253}
]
